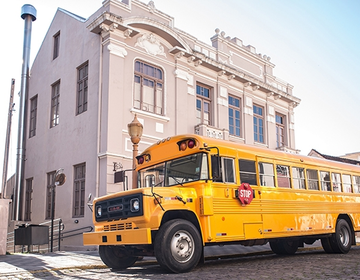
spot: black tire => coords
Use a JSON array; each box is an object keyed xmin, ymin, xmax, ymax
[
  {"xmin": 99, "ymin": 245, "xmax": 137, "ymax": 269},
  {"xmin": 155, "ymin": 219, "xmax": 202, "ymax": 273},
  {"xmin": 270, "ymin": 239, "xmax": 298, "ymax": 255},
  {"xmin": 330, "ymin": 219, "xmax": 352, "ymax": 254},
  {"xmin": 270, "ymin": 241, "xmax": 284, "ymax": 255},
  {"xmin": 321, "ymin": 237, "xmax": 334, "ymax": 253}
]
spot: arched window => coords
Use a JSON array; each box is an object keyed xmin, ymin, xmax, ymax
[{"xmin": 134, "ymin": 60, "xmax": 164, "ymax": 115}]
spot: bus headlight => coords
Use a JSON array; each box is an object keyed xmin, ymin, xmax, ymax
[
  {"xmin": 130, "ymin": 198, "xmax": 140, "ymax": 212},
  {"xmin": 96, "ymin": 205, "xmax": 102, "ymax": 217}
]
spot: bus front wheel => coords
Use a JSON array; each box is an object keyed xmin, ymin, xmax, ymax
[
  {"xmin": 330, "ymin": 219, "xmax": 352, "ymax": 254},
  {"xmin": 155, "ymin": 219, "xmax": 202, "ymax": 273},
  {"xmin": 99, "ymin": 245, "xmax": 137, "ymax": 269}
]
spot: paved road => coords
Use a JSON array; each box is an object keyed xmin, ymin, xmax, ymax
[{"xmin": 3, "ymin": 246, "xmax": 360, "ymax": 279}]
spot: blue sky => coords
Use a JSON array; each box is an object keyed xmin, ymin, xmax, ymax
[{"xmin": 0, "ymin": 0, "xmax": 359, "ymax": 183}]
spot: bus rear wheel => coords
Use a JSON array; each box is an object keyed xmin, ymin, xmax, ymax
[
  {"xmin": 330, "ymin": 219, "xmax": 352, "ymax": 254},
  {"xmin": 270, "ymin": 239, "xmax": 298, "ymax": 255},
  {"xmin": 321, "ymin": 237, "xmax": 334, "ymax": 253},
  {"xmin": 99, "ymin": 245, "xmax": 137, "ymax": 269},
  {"xmin": 155, "ymin": 219, "xmax": 202, "ymax": 273}
]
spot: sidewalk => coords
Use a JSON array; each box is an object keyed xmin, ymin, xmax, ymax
[{"xmin": 0, "ymin": 241, "xmax": 325, "ymax": 279}]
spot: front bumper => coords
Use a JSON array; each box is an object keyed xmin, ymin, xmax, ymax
[{"xmin": 83, "ymin": 228, "xmax": 152, "ymax": 246}]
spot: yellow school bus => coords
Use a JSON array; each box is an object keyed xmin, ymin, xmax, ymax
[{"xmin": 83, "ymin": 134, "xmax": 360, "ymax": 273}]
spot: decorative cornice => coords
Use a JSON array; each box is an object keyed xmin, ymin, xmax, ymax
[
  {"xmin": 218, "ymin": 70, "xmax": 226, "ymax": 76},
  {"xmin": 87, "ymin": 11, "xmax": 139, "ymax": 37},
  {"xmin": 107, "ymin": 44, "xmax": 128, "ymax": 58},
  {"xmin": 227, "ymin": 74, "xmax": 235, "ymax": 81},
  {"xmin": 194, "ymin": 60, "xmax": 202, "ymax": 67}
]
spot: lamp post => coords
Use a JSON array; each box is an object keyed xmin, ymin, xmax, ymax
[{"xmin": 127, "ymin": 114, "xmax": 143, "ymax": 189}]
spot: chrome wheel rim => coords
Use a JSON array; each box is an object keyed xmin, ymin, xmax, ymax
[
  {"xmin": 170, "ymin": 230, "xmax": 194, "ymax": 263},
  {"xmin": 340, "ymin": 227, "xmax": 350, "ymax": 247}
]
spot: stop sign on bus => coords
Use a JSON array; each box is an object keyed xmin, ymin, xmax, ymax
[{"xmin": 237, "ymin": 183, "xmax": 253, "ymax": 205}]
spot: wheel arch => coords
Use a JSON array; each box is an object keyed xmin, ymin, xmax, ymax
[
  {"xmin": 337, "ymin": 214, "xmax": 356, "ymax": 245},
  {"xmin": 159, "ymin": 210, "xmax": 203, "ymax": 244}
]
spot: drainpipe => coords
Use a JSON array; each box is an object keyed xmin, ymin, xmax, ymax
[{"xmin": 13, "ymin": 5, "xmax": 36, "ymax": 221}]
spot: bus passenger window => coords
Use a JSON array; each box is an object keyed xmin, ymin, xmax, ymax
[
  {"xmin": 259, "ymin": 162, "xmax": 275, "ymax": 187},
  {"xmin": 307, "ymin": 169, "xmax": 319, "ymax": 190},
  {"xmin": 292, "ymin": 167, "xmax": 306, "ymax": 189},
  {"xmin": 342, "ymin": 174, "xmax": 352, "ymax": 193},
  {"xmin": 276, "ymin": 165, "xmax": 290, "ymax": 188},
  {"xmin": 353, "ymin": 176, "xmax": 360, "ymax": 193},
  {"xmin": 320, "ymin": 171, "xmax": 331, "ymax": 191},
  {"xmin": 331, "ymin": 173, "xmax": 342, "ymax": 192},
  {"xmin": 222, "ymin": 158, "xmax": 235, "ymax": 183},
  {"xmin": 239, "ymin": 159, "xmax": 257, "ymax": 185}
]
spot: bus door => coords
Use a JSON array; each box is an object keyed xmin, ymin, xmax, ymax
[{"xmin": 209, "ymin": 155, "xmax": 263, "ymax": 242}]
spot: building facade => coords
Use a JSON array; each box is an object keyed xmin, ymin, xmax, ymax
[{"xmin": 14, "ymin": 0, "xmax": 301, "ymax": 249}]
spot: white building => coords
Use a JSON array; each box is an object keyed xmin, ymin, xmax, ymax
[{"xmin": 11, "ymin": 0, "xmax": 300, "ymax": 250}]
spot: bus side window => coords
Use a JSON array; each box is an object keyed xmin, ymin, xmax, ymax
[
  {"xmin": 307, "ymin": 169, "xmax": 319, "ymax": 190},
  {"xmin": 353, "ymin": 176, "xmax": 360, "ymax": 193},
  {"xmin": 222, "ymin": 158, "xmax": 235, "ymax": 183},
  {"xmin": 320, "ymin": 171, "xmax": 331, "ymax": 191},
  {"xmin": 276, "ymin": 165, "xmax": 291, "ymax": 188},
  {"xmin": 259, "ymin": 162, "xmax": 275, "ymax": 187},
  {"xmin": 239, "ymin": 159, "xmax": 257, "ymax": 185},
  {"xmin": 292, "ymin": 167, "xmax": 306, "ymax": 189},
  {"xmin": 342, "ymin": 174, "xmax": 352, "ymax": 193},
  {"xmin": 331, "ymin": 173, "xmax": 342, "ymax": 192},
  {"xmin": 211, "ymin": 155, "xmax": 222, "ymax": 182}
]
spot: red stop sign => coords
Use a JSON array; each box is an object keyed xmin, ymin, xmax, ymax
[{"xmin": 237, "ymin": 183, "xmax": 253, "ymax": 205}]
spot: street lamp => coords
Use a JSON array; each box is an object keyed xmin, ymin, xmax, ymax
[{"xmin": 127, "ymin": 114, "xmax": 143, "ymax": 189}]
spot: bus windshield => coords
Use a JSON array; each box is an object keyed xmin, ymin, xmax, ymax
[{"xmin": 138, "ymin": 153, "xmax": 208, "ymax": 188}]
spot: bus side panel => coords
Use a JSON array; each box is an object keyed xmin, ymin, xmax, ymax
[{"xmin": 261, "ymin": 187, "xmax": 360, "ymax": 237}]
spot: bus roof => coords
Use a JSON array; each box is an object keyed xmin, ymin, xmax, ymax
[{"xmin": 138, "ymin": 134, "xmax": 360, "ymax": 174}]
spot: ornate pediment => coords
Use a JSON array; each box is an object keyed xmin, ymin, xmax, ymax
[{"xmin": 135, "ymin": 33, "xmax": 166, "ymax": 57}]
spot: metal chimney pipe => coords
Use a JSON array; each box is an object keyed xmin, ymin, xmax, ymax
[{"xmin": 13, "ymin": 4, "xmax": 36, "ymax": 221}]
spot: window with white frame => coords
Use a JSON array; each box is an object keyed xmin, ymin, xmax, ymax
[
  {"xmin": 253, "ymin": 104, "xmax": 264, "ymax": 143},
  {"xmin": 196, "ymin": 84, "xmax": 211, "ymax": 125},
  {"xmin": 229, "ymin": 95, "xmax": 241, "ymax": 137},
  {"xmin": 276, "ymin": 113, "xmax": 286, "ymax": 147},
  {"xmin": 134, "ymin": 60, "xmax": 163, "ymax": 115}
]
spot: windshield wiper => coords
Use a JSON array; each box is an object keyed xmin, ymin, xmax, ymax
[
  {"xmin": 175, "ymin": 196, "xmax": 186, "ymax": 205},
  {"xmin": 151, "ymin": 184, "xmax": 165, "ymax": 211}
]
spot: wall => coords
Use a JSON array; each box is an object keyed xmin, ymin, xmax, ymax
[{"xmin": 0, "ymin": 199, "xmax": 11, "ymax": 255}]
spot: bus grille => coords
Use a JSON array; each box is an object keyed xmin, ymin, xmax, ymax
[
  {"xmin": 95, "ymin": 193, "xmax": 143, "ymax": 222},
  {"xmin": 103, "ymin": 222, "xmax": 133, "ymax": 231}
]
